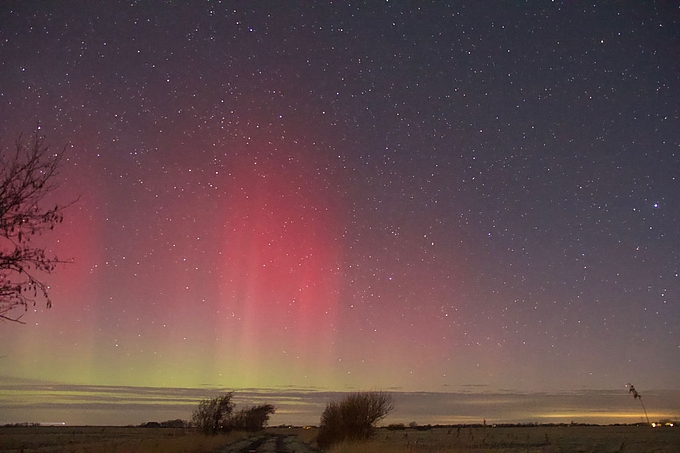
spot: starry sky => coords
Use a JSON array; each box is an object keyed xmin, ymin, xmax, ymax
[{"xmin": 1, "ymin": 1, "xmax": 679, "ymax": 425}]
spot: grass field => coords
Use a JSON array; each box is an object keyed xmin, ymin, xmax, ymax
[
  {"xmin": 0, "ymin": 426, "xmax": 249, "ymax": 453},
  {"xmin": 329, "ymin": 425, "xmax": 680, "ymax": 453},
  {"xmin": 0, "ymin": 425, "xmax": 678, "ymax": 453}
]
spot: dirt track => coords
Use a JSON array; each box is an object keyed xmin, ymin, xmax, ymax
[{"xmin": 216, "ymin": 433, "xmax": 320, "ymax": 453}]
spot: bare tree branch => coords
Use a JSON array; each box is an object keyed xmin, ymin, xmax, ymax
[{"xmin": 0, "ymin": 132, "xmax": 72, "ymax": 323}]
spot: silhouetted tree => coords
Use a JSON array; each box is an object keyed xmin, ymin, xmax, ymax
[
  {"xmin": 0, "ymin": 132, "xmax": 70, "ymax": 322},
  {"xmin": 230, "ymin": 404, "xmax": 276, "ymax": 431},
  {"xmin": 192, "ymin": 393, "xmax": 235, "ymax": 435},
  {"xmin": 160, "ymin": 419, "xmax": 188, "ymax": 428},
  {"xmin": 192, "ymin": 393, "xmax": 277, "ymax": 435},
  {"xmin": 317, "ymin": 391, "xmax": 393, "ymax": 450}
]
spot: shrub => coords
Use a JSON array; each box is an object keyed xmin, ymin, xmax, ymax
[
  {"xmin": 191, "ymin": 393, "xmax": 235, "ymax": 435},
  {"xmin": 317, "ymin": 391, "xmax": 393, "ymax": 450},
  {"xmin": 230, "ymin": 404, "xmax": 276, "ymax": 431},
  {"xmin": 192, "ymin": 394, "xmax": 276, "ymax": 435},
  {"xmin": 387, "ymin": 423, "xmax": 406, "ymax": 430},
  {"xmin": 160, "ymin": 419, "xmax": 189, "ymax": 428}
]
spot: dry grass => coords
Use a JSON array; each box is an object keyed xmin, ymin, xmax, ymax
[
  {"xmin": 327, "ymin": 425, "xmax": 680, "ymax": 453},
  {"xmin": 267, "ymin": 426, "xmax": 319, "ymax": 445},
  {"xmin": 1, "ymin": 424, "xmax": 678, "ymax": 453},
  {"xmin": 0, "ymin": 426, "xmax": 250, "ymax": 453}
]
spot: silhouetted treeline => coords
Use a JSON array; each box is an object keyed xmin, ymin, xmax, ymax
[{"xmin": 140, "ymin": 419, "xmax": 189, "ymax": 428}]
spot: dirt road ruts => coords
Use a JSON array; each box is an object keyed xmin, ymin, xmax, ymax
[{"xmin": 216, "ymin": 433, "xmax": 320, "ymax": 453}]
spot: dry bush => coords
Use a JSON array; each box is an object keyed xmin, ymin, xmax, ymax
[
  {"xmin": 230, "ymin": 404, "xmax": 276, "ymax": 431},
  {"xmin": 191, "ymin": 393, "xmax": 235, "ymax": 435},
  {"xmin": 317, "ymin": 391, "xmax": 393, "ymax": 450}
]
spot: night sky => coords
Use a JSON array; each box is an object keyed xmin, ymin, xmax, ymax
[{"xmin": 1, "ymin": 1, "xmax": 679, "ymax": 425}]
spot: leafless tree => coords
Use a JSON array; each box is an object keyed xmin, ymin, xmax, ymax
[
  {"xmin": 0, "ymin": 132, "xmax": 70, "ymax": 323},
  {"xmin": 192, "ymin": 393, "xmax": 276, "ymax": 435},
  {"xmin": 317, "ymin": 391, "xmax": 394, "ymax": 449},
  {"xmin": 230, "ymin": 404, "xmax": 276, "ymax": 431},
  {"xmin": 192, "ymin": 393, "xmax": 235, "ymax": 435}
]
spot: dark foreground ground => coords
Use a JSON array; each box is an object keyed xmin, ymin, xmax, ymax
[
  {"xmin": 0, "ymin": 425, "xmax": 678, "ymax": 452},
  {"xmin": 0, "ymin": 426, "xmax": 320, "ymax": 453},
  {"xmin": 214, "ymin": 431, "xmax": 319, "ymax": 452},
  {"xmin": 361, "ymin": 425, "xmax": 680, "ymax": 453}
]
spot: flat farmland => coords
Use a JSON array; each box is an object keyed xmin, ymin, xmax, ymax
[
  {"xmin": 0, "ymin": 426, "xmax": 250, "ymax": 453},
  {"xmin": 0, "ymin": 425, "xmax": 678, "ymax": 452},
  {"xmin": 329, "ymin": 425, "xmax": 680, "ymax": 453}
]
